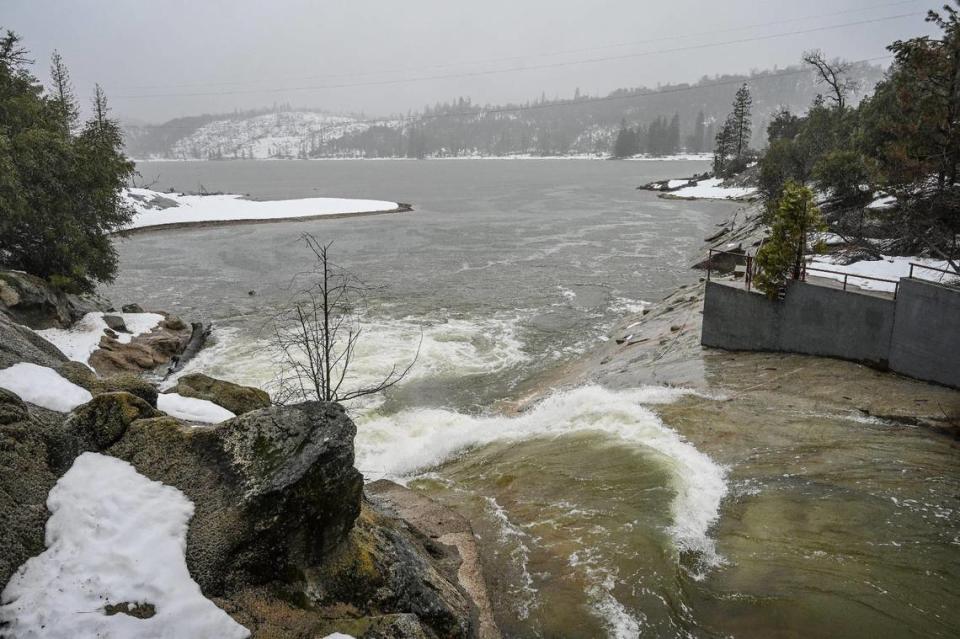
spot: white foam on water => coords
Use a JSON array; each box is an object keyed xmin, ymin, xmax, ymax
[
  {"xmin": 569, "ymin": 548, "xmax": 645, "ymax": 638},
  {"xmin": 356, "ymin": 385, "xmax": 729, "ymax": 565},
  {"xmin": 484, "ymin": 497, "xmax": 538, "ymax": 620},
  {"xmin": 169, "ymin": 315, "xmax": 529, "ymax": 405}
]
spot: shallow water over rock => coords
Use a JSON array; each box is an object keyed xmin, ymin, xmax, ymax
[{"xmin": 107, "ymin": 159, "xmax": 960, "ymax": 638}]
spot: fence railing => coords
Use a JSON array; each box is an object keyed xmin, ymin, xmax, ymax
[
  {"xmin": 705, "ymin": 249, "xmax": 754, "ymax": 291},
  {"xmin": 908, "ymin": 262, "xmax": 960, "ymax": 281},
  {"xmin": 802, "ymin": 264, "xmax": 901, "ymax": 298},
  {"xmin": 706, "ymin": 248, "xmax": 902, "ymax": 297}
]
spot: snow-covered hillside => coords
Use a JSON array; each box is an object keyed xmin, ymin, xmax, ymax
[{"xmin": 163, "ymin": 111, "xmax": 394, "ymax": 160}]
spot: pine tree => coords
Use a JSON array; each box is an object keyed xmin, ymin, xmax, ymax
[
  {"xmin": 612, "ymin": 119, "xmax": 638, "ymax": 158},
  {"xmin": 693, "ymin": 110, "xmax": 705, "ymax": 152},
  {"xmin": 731, "ymin": 83, "xmax": 753, "ymax": 156},
  {"xmin": 754, "ymin": 181, "xmax": 827, "ymax": 297},
  {"xmin": 713, "ymin": 119, "xmax": 734, "ymax": 174},
  {"xmin": 49, "ymin": 50, "xmax": 77, "ymax": 133},
  {"xmin": 668, "ymin": 112, "xmax": 681, "ymax": 154}
]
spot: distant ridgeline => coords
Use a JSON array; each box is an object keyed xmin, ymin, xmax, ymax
[{"xmin": 123, "ymin": 62, "xmax": 885, "ymax": 160}]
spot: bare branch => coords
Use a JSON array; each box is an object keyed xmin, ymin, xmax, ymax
[{"xmin": 269, "ymin": 233, "xmax": 420, "ymax": 407}]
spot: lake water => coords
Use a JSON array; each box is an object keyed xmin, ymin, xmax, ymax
[{"xmin": 109, "ymin": 160, "xmax": 960, "ymax": 638}]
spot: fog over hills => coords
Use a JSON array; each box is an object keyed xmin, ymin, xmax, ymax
[{"xmin": 123, "ymin": 61, "xmax": 885, "ymax": 160}]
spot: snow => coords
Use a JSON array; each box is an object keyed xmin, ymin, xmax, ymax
[
  {"xmin": 866, "ymin": 194, "xmax": 897, "ymax": 210},
  {"xmin": 37, "ymin": 312, "xmax": 164, "ymax": 365},
  {"xmin": 158, "ymin": 392, "xmax": 235, "ymax": 424},
  {"xmin": 669, "ymin": 178, "xmax": 756, "ymax": 200},
  {"xmin": 0, "ymin": 452, "xmax": 250, "ymax": 639},
  {"xmin": 666, "ymin": 179, "xmax": 691, "ymax": 189},
  {"xmin": 124, "ymin": 188, "xmax": 401, "ymax": 229},
  {"xmin": 806, "ymin": 255, "xmax": 957, "ymax": 292},
  {"xmin": 163, "ymin": 111, "xmax": 379, "ymax": 160},
  {"xmin": 0, "ymin": 362, "xmax": 92, "ymax": 412},
  {"xmin": 810, "ymin": 232, "xmax": 848, "ymax": 247}
]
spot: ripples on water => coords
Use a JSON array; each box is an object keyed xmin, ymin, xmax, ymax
[{"xmin": 111, "ymin": 160, "xmax": 960, "ymax": 638}]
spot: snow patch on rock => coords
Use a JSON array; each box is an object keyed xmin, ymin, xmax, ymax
[
  {"xmin": 0, "ymin": 452, "xmax": 250, "ymax": 638},
  {"xmin": 37, "ymin": 312, "xmax": 164, "ymax": 365},
  {"xmin": 158, "ymin": 392, "xmax": 236, "ymax": 424},
  {"xmin": 0, "ymin": 362, "xmax": 92, "ymax": 412}
]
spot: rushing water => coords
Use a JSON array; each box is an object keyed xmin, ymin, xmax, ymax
[{"xmin": 109, "ymin": 160, "xmax": 960, "ymax": 638}]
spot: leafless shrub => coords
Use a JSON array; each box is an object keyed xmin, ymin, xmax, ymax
[{"xmin": 271, "ymin": 234, "xmax": 420, "ymax": 405}]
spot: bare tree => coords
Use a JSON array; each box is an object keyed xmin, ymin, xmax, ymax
[
  {"xmin": 271, "ymin": 234, "xmax": 420, "ymax": 405},
  {"xmin": 803, "ymin": 50, "xmax": 859, "ymax": 111}
]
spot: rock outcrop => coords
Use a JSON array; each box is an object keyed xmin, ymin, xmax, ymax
[
  {"xmin": 89, "ymin": 314, "xmax": 194, "ymax": 376},
  {"xmin": 0, "ymin": 389, "xmax": 58, "ymax": 587},
  {"xmin": 0, "ymin": 312, "xmax": 68, "ymax": 370},
  {"xmin": 0, "ymin": 389, "xmax": 86, "ymax": 586},
  {"xmin": 171, "ymin": 372, "xmax": 271, "ymax": 415},
  {"xmin": 56, "ymin": 361, "xmax": 159, "ymax": 407},
  {"xmin": 107, "ymin": 401, "xmax": 363, "ymax": 594},
  {"xmin": 0, "ymin": 270, "xmax": 109, "ymax": 329},
  {"xmin": 1, "ymin": 337, "xmax": 488, "ymax": 638},
  {"xmin": 64, "ymin": 392, "xmax": 161, "ymax": 452}
]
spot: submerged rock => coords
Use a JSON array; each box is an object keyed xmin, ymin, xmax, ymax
[{"xmin": 172, "ymin": 373, "xmax": 271, "ymax": 415}]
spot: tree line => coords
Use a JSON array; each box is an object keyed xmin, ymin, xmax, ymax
[{"xmin": 730, "ymin": 2, "xmax": 960, "ymax": 295}]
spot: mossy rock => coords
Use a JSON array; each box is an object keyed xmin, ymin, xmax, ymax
[
  {"xmin": 173, "ymin": 373, "xmax": 270, "ymax": 415},
  {"xmin": 64, "ymin": 392, "xmax": 161, "ymax": 451},
  {"xmin": 56, "ymin": 361, "xmax": 98, "ymax": 389},
  {"xmin": 0, "ymin": 387, "xmax": 28, "ymax": 426},
  {"xmin": 0, "ymin": 391, "xmax": 61, "ymax": 586},
  {"xmin": 56, "ymin": 363, "xmax": 158, "ymax": 408},
  {"xmin": 97, "ymin": 373, "xmax": 158, "ymax": 407}
]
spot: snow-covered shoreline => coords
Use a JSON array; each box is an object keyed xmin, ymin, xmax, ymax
[
  {"xmin": 122, "ymin": 188, "xmax": 408, "ymax": 232},
  {"xmin": 132, "ymin": 153, "xmax": 713, "ymax": 163}
]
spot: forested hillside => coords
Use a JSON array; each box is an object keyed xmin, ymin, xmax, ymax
[{"xmin": 123, "ymin": 61, "xmax": 885, "ymax": 160}]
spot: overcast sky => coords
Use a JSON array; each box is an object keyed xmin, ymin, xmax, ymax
[{"xmin": 3, "ymin": 0, "xmax": 940, "ymax": 123}]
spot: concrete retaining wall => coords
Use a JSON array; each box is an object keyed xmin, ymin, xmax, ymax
[
  {"xmin": 889, "ymin": 278, "xmax": 960, "ymax": 388},
  {"xmin": 702, "ymin": 278, "xmax": 958, "ymax": 388}
]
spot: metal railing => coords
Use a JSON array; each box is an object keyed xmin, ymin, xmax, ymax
[
  {"xmin": 705, "ymin": 247, "xmax": 902, "ymax": 297},
  {"xmin": 908, "ymin": 262, "xmax": 960, "ymax": 280},
  {"xmin": 802, "ymin": 264, "xmax": 901, "ymax": 298},
  {"xmin": 705, "ymin": 249, "xmax": 754, "ymax": 291}
]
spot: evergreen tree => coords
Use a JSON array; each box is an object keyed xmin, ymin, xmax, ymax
[
  {"xmin": 713, "ymin": 119, "xmax": 735, "ymax": 174},
  {"xmin": 691, "ymin": 110, "xmax": 706, "ymax": 152},
  {"xmin": 754, "ymin": 181, "xmax": 827, "ymax": 297},
  {"xmin": 612, "ymin": 119, "xmax": 638, "ymax": 158},
  {"xmin": 49, "ymin": 50, "xmax": 77, "ymax": 134},
  {"xmin": 0, "ymin": 31, "xmax": 134, "ymax": 292},
  {"xmin": 668, "ymin": 112, "xmax": 681, "ymax": 154},
  {"xmin": 731, "ymin": 83, "xmax": 753, "ymax": 156}
]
